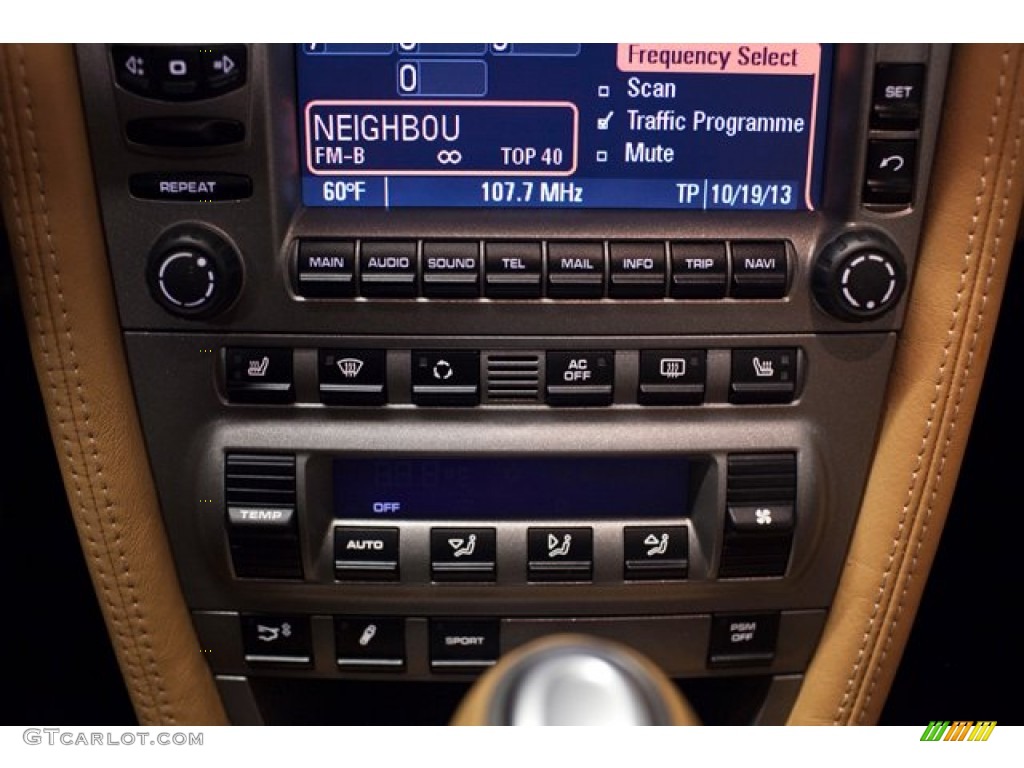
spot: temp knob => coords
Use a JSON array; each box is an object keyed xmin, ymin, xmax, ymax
[
  {"xmin": 812, "ymin": 230, "xmax": 906, "ymax": 321},
  {"xmin": 146, "ymin": 225, "xmax": 242, "ymax": 318}
]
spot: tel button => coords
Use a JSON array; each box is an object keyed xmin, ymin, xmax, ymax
[{"xmin": 334, "ymin": 527, "xmax": 400, "ymax": 581}]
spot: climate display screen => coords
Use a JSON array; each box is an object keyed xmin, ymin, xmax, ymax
[
  {"xmin": 333, "ymin": 456, "xmax": 689, "ymax": 520},
  {"xmin": 297, "ymin": 43, "xmax": 832, "ymax": 210}
]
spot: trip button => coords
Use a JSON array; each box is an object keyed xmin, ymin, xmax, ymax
[
  {"xmin": 872, "ymin": 63, "xmax": 925, "ymax": 129},
  {"xmin": 638, "ymin": 350, "xmax": 706, "ymax": 405},
  {"xmin": 334, "ymin": 527, "xmax": 400, "ymax": 581},
  {"xmin": 241, "ymin": 614, "xmax": 312, "ymax": 668},
  {"xmin": 296, "ymin": 240, "xmax": 356, "ymax": 298},
  {"xmin": 729, "ymin": 348, "xmax": 797, "ymax": 404},
  {"xmin": 360, "ymin": 241, "xmax": 417, "ymax": 297},
  {"xmin": 527, "ymin": 527, "xmax": 593, "ymax": 582},
  {"xmin": 422, "ymin": 241, "xmax": 480, "ymax": 298},
  {"xmin": 624, "ymin": 526, "xmax": 688, "ymax": 580},
  {"xmin": 111, "ymin": 45, "xmax": 154, "ymax": 97},
  {"xmin": 485, "ymin": 242, "xmax": 542, "ymax": 298},
  {"xmin": 430, "ymin": 528, "xmax": 497, "ymax": 582},
  {"xmin": 547, "ymin": 242, "xmax": 605, "ymax": 298},
  {"xmin": 336, "ymin": 617, "xmax": 405, "ymax": 671},
  {"xmin": 609, "ymin": 241, "xmax": 666, "ymax": 298},
  {"xmin": 546, "ymin": 351, "xmax": 614, "ymax": 406},
  {"xmin": 318, "ymin": 349, "xmax": 386, "ymax": 406},
  {"xmin": 430, "ymin": 619, "xmax": 500, "ymax": 672},
  {"xmin": 864, "ymin": 139, "xmax": 917, "ymax": 206},
  {"xmin": 730, "ymin": 241, "xmax": 788, "ymax": 298},
  {"xmin": 225, "ymin": 347, "xmax": 294, "ymax": 404},
  {"xmin": 412, "ymin": 351, "xmax": 480, "ymax": 406},
  {"xmin": 670, "ymin": 241, "xmax": 728, "ymax": 299},
  {"xmin": 708, "ymin": 612, "xmax": 780, "ymax": 668}
]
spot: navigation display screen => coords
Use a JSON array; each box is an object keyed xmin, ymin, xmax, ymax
[
  {"xmin": 297, "ymin": 44, "xmax": 832, "ymax": 211},
  {"xmin": 332, "ymin": 456, "xmax": 690, "ymax": 520}
]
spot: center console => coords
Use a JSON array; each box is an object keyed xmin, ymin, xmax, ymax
[{"xmin": 75, "ymin": 43, "xmax": 949, "ymax": 724}]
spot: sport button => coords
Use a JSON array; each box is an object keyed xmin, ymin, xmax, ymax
[{"xmin": 430, "ymin": 619, "xmax": 500, "ymax": 672}]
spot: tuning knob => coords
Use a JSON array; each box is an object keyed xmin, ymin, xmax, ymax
[
  {"xmin": 146, "ymin": 225, "xmax": 243, "ymax": 319},
  {"xmin": 812, "ymin": 230, "xmax": 906, "ymax": 321}
]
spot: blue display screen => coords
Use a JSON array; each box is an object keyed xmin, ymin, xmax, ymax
[
  {"xmin": 333, "ymin": 457, "xmax": 690, "ymax": 520},
  {"xmin": 296, "ymin": 43, "xmax": 832, "ymax": 210}
]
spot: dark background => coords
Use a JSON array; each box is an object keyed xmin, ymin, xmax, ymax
[{"xmin": 0, "ymin": 227, "xmax": 1020, "ymax": 725}]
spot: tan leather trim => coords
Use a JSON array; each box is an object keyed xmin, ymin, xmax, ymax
[
  {"xmin": 790, "ymin": 44, "xmax": 1024, "ymax": 725},
  {"xmin": 0, "ymin": 44, "xmax": 226, "ymax": 725},
  {"xmin": 451, "ymin": 634, "xmax": 701, "ymax": 725}
]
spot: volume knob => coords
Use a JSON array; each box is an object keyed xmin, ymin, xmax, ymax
[
  {"xmin": 146, "ymin": 225, "xmax": 243, "ymax": 319},
  {"xmin": 812, "ymin": 230, "xmax": 906, "ymax": 322}
]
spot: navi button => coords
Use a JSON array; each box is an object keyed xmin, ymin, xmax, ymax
[{"xmin": 730, "ymin": 241, "xmax": 788, "ymax": 298}]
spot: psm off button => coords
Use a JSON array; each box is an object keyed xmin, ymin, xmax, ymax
[
  {"xmin": 130, "ymin": 173, "xmax": 252, "ymax": 202},
  {"xmin": 430, "ymin": 619, "xmax": 500, "ymax": 673},
  {"xmin": 708, "ymin": 612, "xmax": 780, "ymax": 668}
]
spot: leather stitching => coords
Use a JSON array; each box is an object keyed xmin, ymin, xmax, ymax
[
  {"xmin": 5, "ymin": 46, "xmax": 172, "ymax": 723},
  {"xmin": 0, "ymin": 48, "xmax": 151, "ymax": 717},
  {"xmin": 834, "ymin": 49, "xmax": 1010, "ymax": 724},
  {"xmin": 858, "ymin": 48, "xmax": 1022, "ymax": 721}
]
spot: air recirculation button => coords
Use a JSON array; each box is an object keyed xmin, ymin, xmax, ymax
[
  {"xmin": 146, "ymin": 224, "xmax": 243, "ymax": 318},
  {"xmin": 812, "ymin": 230, "xmax": 906, "ymax": 322}
]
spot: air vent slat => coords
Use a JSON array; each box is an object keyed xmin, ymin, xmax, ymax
[{"xmin": 485, "ymin": 352, "xmax": 541, "ymax": 403}]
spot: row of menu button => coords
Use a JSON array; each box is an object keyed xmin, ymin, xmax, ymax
[
  {"xmin": 239, "ymin": 611, "xmax": 781, "ymax": 673},
  {"xmin": 225, "ymin": 347, "xmax": 799, "ymax": 406},
  {"xmin": 335, "ymin": 525, "xmax": 689, "ymax": 583},
  {"xmin": 295, "ymin": 239, "xmax": 789, "ymax": 300}
]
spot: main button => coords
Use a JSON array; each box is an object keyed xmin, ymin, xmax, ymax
[
  {"xmin": 638, "ymin": 350, "xmax": 706, "ymax": 405},
  {"xmin": 412, "ymin": 351, "xmax": 480, "ymax": 406},
  {"xmin": 296, "ymin": 240, "xmax": 356, "ymax": 298},
  {"xmin": 623, "ymin": 526, "xmax": 688, "ymax": 580},
  {"xmin": 528, "ymin": 527, "xmax": 593, "ymax": 582},
  {"xmin": 547, "ymin": 242, "xmax": 605, "ymax": 298},
  {"xmin": 422, "ymin": 241, "xmax": 480, "ymax": 298},
  {"xmin": 430, "ymin": 528, "xmax": 497, "ymax": 582},
  {"xmin": 485, "ymin": 242, "xmax": 542, "ymax": 298},
  {"xmin": 225, "ymin": 347, "xmax": 294, "ymax": 404},
  {"xmin": 670, "ymin": 241, "xmax": 728, "ymax": 299},
  {"xmin": 730, "ymin": 242, "xmax": 788, "ymax": 298},
  {"xmin": 129, "ymin": 172, "xmax": 252, "ymax": 202},
  {"xmin": 430, "ymin": 619, "xmax": 500, "ymax": 672},
  {"xmin": 336, "ymin": 617, "xmax": 405, "ymax": 671},
  {"xmin": 708, "ymin": 612, "xmax": 780, "ymax": 668},
  {"xmin": 609, "ymin": 241, "xmax": 666, "ymax": 298},
  {"xmin": 360, "ymin": 241, "xmax": 417, "ymax": 297},
  {"xmin": 241, "ymin": 614, "xmax": 312, "ymax": 668},
  {"xmin": 334, "ymin": 527, "xmax": 400, "ymax": 581},
  {"xmin": 318, "ymin": 349, "xmax": 386, "ymax": 406},
  {"xmin": 546, "ymin": 351, "xmax": 613, "ymax": 406},
  {"xmin": 729, "ymin": 348, "xmax": 797, "ymax": 404}
]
